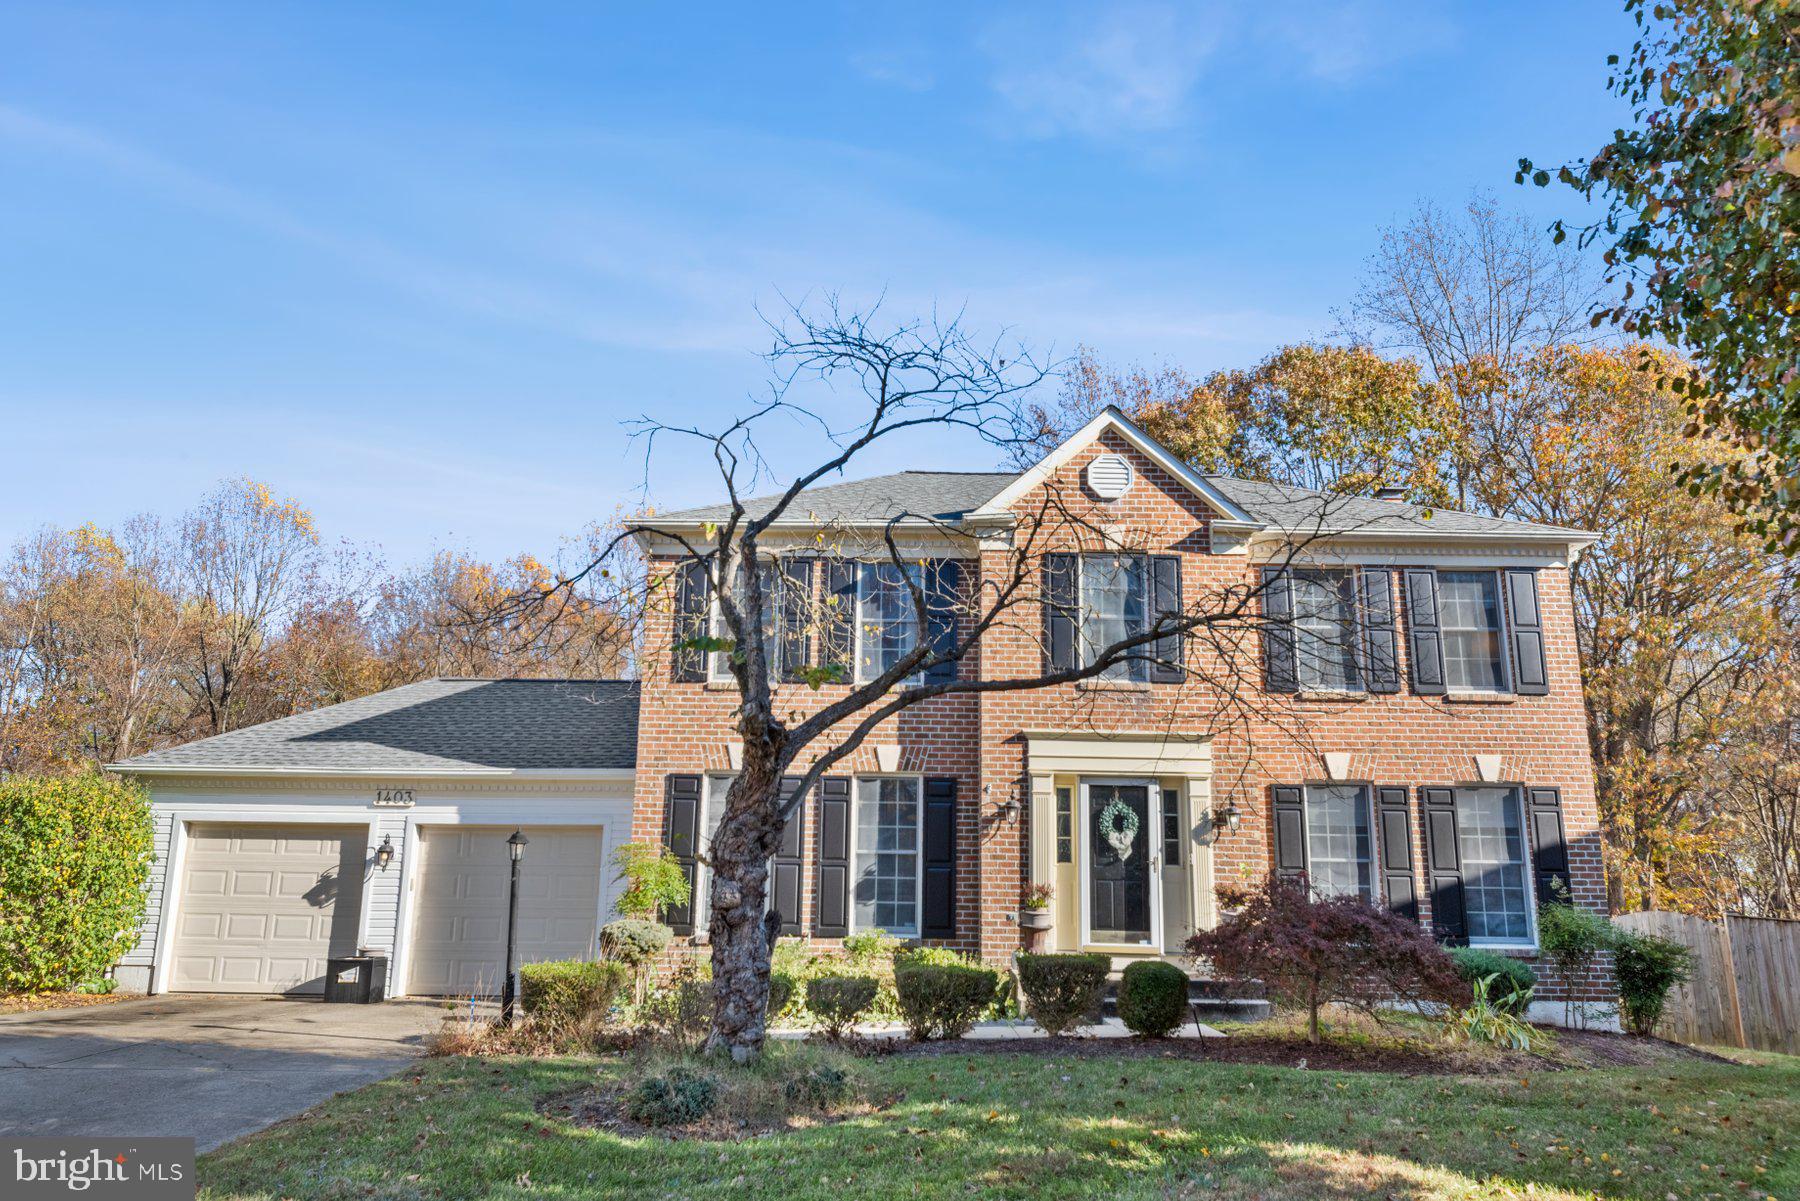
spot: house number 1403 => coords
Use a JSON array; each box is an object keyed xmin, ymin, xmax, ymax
[{"xmin": 373, "ymin": 788, "xmax": 415, "ymax": 808}]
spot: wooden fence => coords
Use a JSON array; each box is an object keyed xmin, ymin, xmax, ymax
[{"xmin": 1613, "ymin": 911, "xmax": 1800, "ymax": 1054}]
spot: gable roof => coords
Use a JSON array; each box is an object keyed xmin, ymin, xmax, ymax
[
  {"xmin": 110, "ymin": 678, "xmax": 640, "ymax": 777},
  {"xmin": 1201, "ymin": 476, "xmax": 1593, "ymax": 542},
  {"xmin": 653, "ymin": 471, "xmax": 1016, "ymax": 528}
]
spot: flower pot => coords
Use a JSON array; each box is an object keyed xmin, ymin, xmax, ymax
[{"xmin": 1019, "ymin": 908, "xmax": 1052, "ymax": 931}]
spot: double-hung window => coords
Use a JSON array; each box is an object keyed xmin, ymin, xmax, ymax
[
  {"xmin": 699, "ymin": 775, "xmax": 732, "ymax": 907},
  {"xmin": 709, "ymin": 562, "xmax": 781, "ymax": 682},
  {"xmin": 852, "ymin": 777, "xmax": 922, "ymax": 936},
  {"xmin": 1456, "ymin": 786, "xmax": 1533, "ymax": 946},
  {"xmin": 1438, "ymin": 571, "xmax": 1507, "ymax": 692},
  {"xmin": 1303, "ymin": 784, "xmax": 1373, "ymax": 901},
  {"xmin": 1291, "ymin": 570, "xmax": 1362, "ymax": 692},
  {"xmin": 1080, "ymin": 555, "xmax": 1148, "ymax": 682},
  {"xmin": 857, "ymin": 562, "xmax": 922, "ymax": 682}
]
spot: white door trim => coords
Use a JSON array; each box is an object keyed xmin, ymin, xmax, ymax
[{"xmin": 1077, "ymin": 777, "xmax": 1163, "ymax": 950}]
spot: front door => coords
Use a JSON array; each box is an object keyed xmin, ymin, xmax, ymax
[{"xmin": 1081, "ymin": 781, "xmax": 1158, "ymax": 946}]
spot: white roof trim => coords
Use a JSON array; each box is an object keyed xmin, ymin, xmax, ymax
[{"xmin": 970, "ymin": 406, "xmax": 1260, "ymax": 527}]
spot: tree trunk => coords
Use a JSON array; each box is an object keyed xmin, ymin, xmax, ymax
[{"xmin": 703, "ymin": 738, "xmax": 786, "ymax": 1062}]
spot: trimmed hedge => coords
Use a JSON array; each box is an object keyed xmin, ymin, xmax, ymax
[
  {"xmin": 1118, "ymin": 960, "xmax": 1188, "ymax": 1037},
  {"xmin": 894, "ymin": 963, "xmax": 1001, "ymax": 1040},
  {"xmin": 599, "ymin": 919, "xmax": 672, "ymax": 968},
  {"xmin": 518, "ymin": 959, "xmax": 628, "ymax": 1033},
  {"xmin": 1447, "ymin": 947, "xmax": 1537, "ymax": 1016},
  {"xmin": 805, "ymin": 974, "xmax": 879, "ymax": 1038},
  {"xmin": 1017, "ymin": 952, "xmax": 1110, "ymax": 1036},
  {"xmin": 0, "ymin": 773, "xmax": 154, "ymax": 993}
]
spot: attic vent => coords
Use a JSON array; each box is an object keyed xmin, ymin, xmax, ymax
[
  {"xmin": 1086, "ymin": 453, "xmax": 1134, "ymax": 500},
  {"xmin": 1373, "ymin": 486, "xmax": 1408, "ymax": 502}
]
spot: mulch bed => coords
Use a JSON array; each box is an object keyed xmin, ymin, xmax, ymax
[{"xmin": 0, "ymin": 991, "xmax": 132, "ymax": 1015}]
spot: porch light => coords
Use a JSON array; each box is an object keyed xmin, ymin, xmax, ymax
[
  {"xmin": 374, "ymin": 836, "xmax": 395, "ymax": 871},
  {"xmin": 507, "ymin": 829, "xmax": 529, "ymax": 861},
  {"xmin": 1212, "ymin": 802, "xmax": 1241, "ymax": 835}
]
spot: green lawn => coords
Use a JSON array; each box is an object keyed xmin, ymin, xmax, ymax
[{"xmin": 200, "ymin": 1046, "xmax": 1798, "ymax": 1200}]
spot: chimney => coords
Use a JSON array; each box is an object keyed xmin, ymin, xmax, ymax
[{"xmin": 1372, "ymin": 486, "xmax": 1407, "ymax": 503}]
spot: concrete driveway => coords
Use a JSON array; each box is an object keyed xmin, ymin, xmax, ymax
[{"xmin": 0, "ymin": 995, "xmax": 447, "ymax": 1152}]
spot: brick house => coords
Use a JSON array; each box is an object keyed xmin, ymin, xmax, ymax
[{"xmin": 111, "ymin": 406, "xmax": 1607, "ymax": 1011}]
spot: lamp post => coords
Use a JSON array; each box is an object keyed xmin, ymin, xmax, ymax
[{"xmin": 500, "ymin": 830, "xmax": 529, "ymax": 1025}]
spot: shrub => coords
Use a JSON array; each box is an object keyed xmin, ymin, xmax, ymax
[
  {"xmin": 768, "ymin": 972, "xmax": 796, "ymax": 1022},
  {"xmin": 1016, "ymin": 952, "xmax": 1110, "ymax": 1036},
  {"xmin": 611, "ymin": 841, "xmax": 691, "ymax": 921},
  {"xmin": 894, "ymin": 963, "xmax": 1000, "ymax": 1040},
  {"xmin": 625, "ymin": 1065, "xmax": 718, "ymax": 1126},
  {"xmin": 1612, "ymin": 931, "xmax": 1694, "ymax": 1036},
  {"xmin": 1452, "ymin": 974, "xmax": 1544, "ymax": 1051},
  {"xmin": 0, "ymin": 773, "xmax": 154, "ymax": 993},
  {"xmin": 892, "ymin": 944, "xmax": 971, "ymax": 970},
  {"xmin": 600, "ymin": 918, "xmax": 672, "ymax": 967},
  {"xmin": 517, "ymin": 960, "xmax": 628, "ymax": 1036},
  {"xmin": 1187, "ymin": 875, "xmax": 1469, "ymax": 1044},
  {"xmin": 805, "ymin": 975, "xmax": 880, "ymax": 1039},
  {"xmin": 1537, "ymin": 901, "xmax": 1618, "ymax": 1026},
  {"xmin": 782, "ymin": 1063, "xmax": 854, "ymax": 1110},
  {"xmin": 1448, "ymin": 947, "xmax": 1536, "ymax": 1016},
  {"xmin": 639, "ymin": 962, "xmax": 713, "ymax": 1049},
  {"xmin": 1118, "ymin": 960, "xmax": 1188, "ymax": 1037}
]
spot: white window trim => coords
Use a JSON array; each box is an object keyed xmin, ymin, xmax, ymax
[
  {"xmin": 1301, "ymin": 782, "xmax": 1376, "ymax": 903},
  {"xmin": 1437, "ymin": 568, "xmax": 1514, "ymax": 696},
  {"xmin": 1292, "ymin": 568, "xmax": 1366, "ymax": 694},
  {"xmin": 847, "ymin": 774, "xmax": 926, "ymax": 939},
  {"xmin": 852, "ymin": 563, "xmax": 930, "ymax": 687},
  {"xmin": 1076, "ymin": 554, "xmax": 1151, "ymax": 682},
  {"xmin": 1455, "ymin": 784, "xmax": 1539, "ymax": 950},
  {"xmin": 706, "ymin": 560, "xmax": 782, "ymax": 684}
]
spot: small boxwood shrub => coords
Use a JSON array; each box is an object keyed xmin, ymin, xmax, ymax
[
  {"xmin": 1448, "ymin": 947, "xmax": 1537, "ymax": 1016},
  {"xmin": 805, "ymin": 975, "xmax": 879, "ymax": 1038},
  {"xmin": 0, "ymin": 773, "xmax": 154, "ymax": 993},
  {"xmin": 600, "ymin": 919, "xmax": 672, "ymax": 968},
  {"xmin": 894, "ymin": 963, "xmax": 1000, "ymax": 1040},
  {"xmin": 1613, "ymin": 930, "xmax": 1694, "ymax": 1035},
  {"xmin": 782, "ymin": 1063, "xmax": 854, "ymax": 1110},
  {"xmin": 1118, "ymin": 960, "xmax": 1188, "ymax": 1037},
  {"xmin": 1017, "ymin": 953, "xmax": 1110, "ymax": 1036},
  {"xmin": 518, "ymin": 960, "xmax": 628, "ymax": 1034},
  {"xmin": 625, "ymin": 1065, "xmax": 717, "ymax": 1126}
]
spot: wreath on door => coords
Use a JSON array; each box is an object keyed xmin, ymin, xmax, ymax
[{"xmin": 1097, "ymin": 799, "xmax": 1140, "ymax": 861}]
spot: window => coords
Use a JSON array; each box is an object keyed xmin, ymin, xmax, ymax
[
  {"xmin": 709, "ymin": 562, "xmax": 781, "ymax": 681},
  {"xmin": 1055, "ymin": 786, "xmax": 1073, "ymax": 863},
  {"xmin": 853, "ymin": 777, "xmax": 922, "ymax": 936},
  {"xmin": 1161, "ymin": 788, "xmax": 1182, "ymax": 866},
  {"xmin": 1291, "ymin": 570, "xmax": 1362, "ymax": 692},
  {"xmin": 1304, "ymin": 785, "xmax": 1374, "ymax": 901},
  {"xmin": 1438, "ymin": 571, "xmax": 1507, "ymax": 692},
  {"xmin": 1080, "ymin": 555, "xmax": 1148, "ymax": 682},
  {"xmin": 699, "ymin": 775, "xmax": 733, "ymax": 907},
  {"xmin": 1457, "ymin": 787, "xmax": 1533, "ymax": 945},
  {"xmin": 857, "ymin": 562, "xmax": 922, "ymax": 681}
]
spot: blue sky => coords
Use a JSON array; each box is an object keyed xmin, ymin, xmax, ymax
[{"xmin": 1, "ymin": 1, "xmax": 1631, "ymax": 569}]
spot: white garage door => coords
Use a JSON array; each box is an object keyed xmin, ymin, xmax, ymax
[
  {"xmin": 170, "ymin": 824, "xmax": 367, "ymax": 994},
  {"xmin": 406, "ymin": 826, "xmax": 605, "ymax": 997}
]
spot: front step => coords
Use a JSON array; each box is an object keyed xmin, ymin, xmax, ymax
[{"xmin": 1097, "ymin": 975, "xmax": 1272, "ymax": 1022}]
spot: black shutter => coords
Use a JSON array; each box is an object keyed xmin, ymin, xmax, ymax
[
  {"xmin": 663, "ymin": 774, "xmax": 702, "ymax": 934},
  {"xmin": 1422, "ymin": 787, "xmax": 1466, "ymax": 944},
  {"xmin": 1148, "ymin": 554, "xmax": 1185, "ymax": 683},
  {"xmin": 771, "ymin": 775, "xmax": 805, "ymax": 935},
  {"xmin": 813, "ymin": 777, "xmax": 851, "ymax": 938},
  {"xmin": 1261, "ymin": 568, "xmax": 1298, "ymax": 693},
  {"xmin": 1042, "ymin": 553, "xmax": 1078, "ymax": 672},
  {"xmin": 1505, "ymin": 569, "xmax": 1550, "ymax": 695},
  {"xmin": 778, "ymin": 558, "xmax": 813, "ymax": 684},
  {"xmin": 822, "ymin": 560, "xmax": 857, "ymax": 681},
  {"xmin": 1403, "ymin": 569, "xmax": 1446, "ymax": 695},
  {"xmin": 1376, "ymin": 786, "xmax": 1417, "ymax": 922},
  {"xmin": 921, "ymin": 777, "xmax": 957, "ymax": 939},
  {"xmin": 1360, "ymin": 570, "xmax": 1401, "ymax": 694},
  {"xmin": 671, "ymin": 561, "xmax": 709, "ymax": 683},
  {"xmin": 922, "ymin": 559, "xmax": 963, "ymax": 685},
  {"xmin": 1526, "ymin": 786, "xmax": 1570, "ymax": 903},
  {"xmin": 1271, "ymin": 785, "xmax": 1307, "ymax": 881}
]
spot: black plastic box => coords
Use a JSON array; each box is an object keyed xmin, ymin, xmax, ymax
[{"xmin": 323, "ymin": 952, "xmax": 388, "ymax": 1003}]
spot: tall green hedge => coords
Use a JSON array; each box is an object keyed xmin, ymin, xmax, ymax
[{"xmin": 0, "ymin": 773, "xmax": 154, "ymax": 992}]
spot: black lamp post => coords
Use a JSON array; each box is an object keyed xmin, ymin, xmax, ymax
[{"xmin": 500, "ymin": 829, "xmax": 529, "ymax": 1025}]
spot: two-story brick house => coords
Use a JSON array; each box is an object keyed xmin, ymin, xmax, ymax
[{"xmin": 112, "ymin": 407, "xmax": 1607, "ymax": 1011}]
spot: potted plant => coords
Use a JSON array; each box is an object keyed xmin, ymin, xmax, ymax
[{"xmin": 1019, "ymin": 884, "xmax": 1054, "ymax": 951}]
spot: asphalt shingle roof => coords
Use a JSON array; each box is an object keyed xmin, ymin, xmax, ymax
[
  {"xmin": 1197, "ymin": 476, "xmax": 1591, "ymax": 539},
  {"xmin": 112, "ymin": 678, "xmax": 640, "ymax": 774},
  {"xmin": 654, "ymin": 471, "xmax": 1016, "ymax": 526}
]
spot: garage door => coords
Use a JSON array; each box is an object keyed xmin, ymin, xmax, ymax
[
  {"xmin": 406, "ymin": 826, "xmax": 604, "ymax": 996},
  {"xmin": 170, "ymin": 824, "xmax": 367, "ymax": 994}
]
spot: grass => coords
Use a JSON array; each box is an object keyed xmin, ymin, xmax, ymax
[{"xmin": 196, "ymin": 1037, "xmax": 1798, "ymax": 1201}]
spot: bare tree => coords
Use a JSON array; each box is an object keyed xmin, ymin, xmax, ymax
[{"xmin": 497, "ymin": 300, "xmax": 1361, "ymax": 1060}]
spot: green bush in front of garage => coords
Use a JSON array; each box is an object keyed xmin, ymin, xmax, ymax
[
  {"xmin": 0, "ymin": 772, "xmax": 154, "ymax": 993},
  {"xmin": 518, "ymin": 959, "xmax": 630, "ymax": 1036}
]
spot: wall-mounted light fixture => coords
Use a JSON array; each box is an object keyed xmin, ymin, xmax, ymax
[
  {"xmin": 1211, "ymin": 802, "xmax": 1241, "ymax": 836},
  {"xmin": 374, "ymin": 835, "xmax": 395, "ymax": 871}
]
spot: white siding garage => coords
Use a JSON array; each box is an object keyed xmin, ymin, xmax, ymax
[
  {"xmin": 405, "ymin": 826, "xmax": 606, "ymax": 996},
  {"xmin": 169, "ymin": 823, "xmax": 367, "ymax": 994}
]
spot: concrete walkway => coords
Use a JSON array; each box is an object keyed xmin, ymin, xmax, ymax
[{"xmin": 0, "ymin": 995, "xmax": 446, "ymax": 1152}]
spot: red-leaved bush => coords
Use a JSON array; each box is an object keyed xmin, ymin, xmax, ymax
[{"xmin": 1187, "ymin": 874, "xmax": 1471, "ymax": 1043}]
